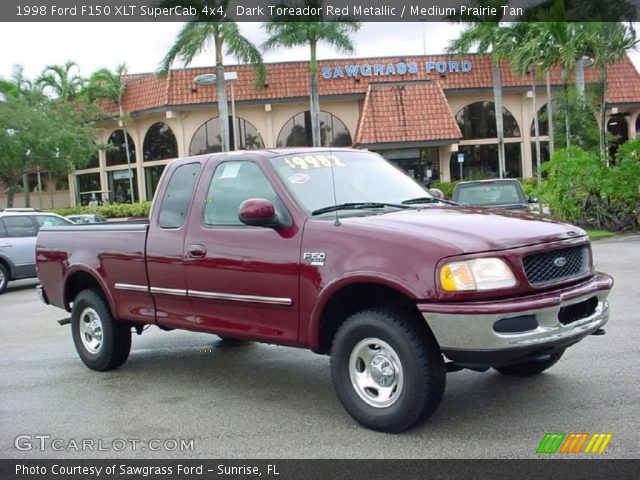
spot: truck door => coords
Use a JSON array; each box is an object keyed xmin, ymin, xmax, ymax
[
  {"xmin": 183, "ymin": 159, "xmax": 301, "ymax": 344},
  {"xmin": 146, "ymin": 161, "xmax": 202, "ymax": 329}
]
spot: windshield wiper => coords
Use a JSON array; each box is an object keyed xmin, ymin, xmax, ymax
[
  {"xmin": 401, "ymin": 197, "xmax": 458, "ymax": 206},
  {"xmin": 311, "ymin": 202, "xmax": 412, "ymax": 216}
]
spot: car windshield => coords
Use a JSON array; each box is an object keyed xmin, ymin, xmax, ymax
[
  {"xmin": 456, "ymin": 183, "xmax": 523, "ymax": 206},
  {"xmin": 269, "ymin": 151, "xmax": 431, "ymax": 215}
]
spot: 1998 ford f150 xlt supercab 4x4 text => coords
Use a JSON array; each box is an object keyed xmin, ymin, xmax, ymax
[{"xmin": 36, "ymin": 148, "xmax": 613, "ymax": 432}]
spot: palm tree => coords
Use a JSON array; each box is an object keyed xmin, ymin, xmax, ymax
[
  {"xmin": 157, "ymin": 1, "xmax": 265, "ymax": 152},
  {"xmin": 36, "ymin": 60, "xmax": 84, "ymax": 100},
  {"xmin": 585, "ymin": 22, "xmax": 638, "ymax": 163},
  {"xmin": 86, "ymin": 63, "xmax": 135, "ymax": 202},
  {"xmin": 262, "ymin": 5, "xmax": 359, "ymax": 147},
  {"xmin": 447, "ymin": 0, "xmax": 510, "ymax": 178}
]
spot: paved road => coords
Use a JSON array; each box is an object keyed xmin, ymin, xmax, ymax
[{"xmin": 1, "ymin": 236, "xmax": 638, "ymax": 459}]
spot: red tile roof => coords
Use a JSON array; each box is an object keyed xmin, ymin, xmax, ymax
[
  {"xmin": 100, "ymin": 53, "xmax": 640, "ymax": 116},
  {"xmin": 354, "ymin": 81, "xmax": 462, "ymax": 147}
]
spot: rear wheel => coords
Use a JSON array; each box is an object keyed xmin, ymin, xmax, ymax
[
  {"xmin": 494, "ymin": 350, "xmax": 564, "ymax": 376},
  {"xmin": 71, "ymin": 289, "xmax": 131, "ymax": 371},
  {"xmin": 330, "ymin": 308, "xmax": 445, "ymax": 433},
  {"xmin": 0, "ymin": 263, "xmax": 8, "ymax": 294}
]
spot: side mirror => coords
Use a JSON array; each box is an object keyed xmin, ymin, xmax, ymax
[
  {"xmin": 429, "ymin": 188, "xmax": 444, "ymax": 200},
  {"xmin": 528, "ymin": 195, "xmax": 538, "ymax": 204},
  {"xmin": 238, "ymin": 198, "xmax": 280, "ymax": 227}
]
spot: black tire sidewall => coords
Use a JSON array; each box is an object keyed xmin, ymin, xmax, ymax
[
  {"xmin": 71, "ymin": 289, "xmax": 129, "ymax": 371},
  {"xmin": 331, "ymin": 309, "xmax": 445, "ymax": 433},
  {"xmin": 0, "ymin": 263, "xmax": 8, "ymax": 293}
]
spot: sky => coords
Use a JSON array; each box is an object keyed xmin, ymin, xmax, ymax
[{"xmin": 1, "ymin": 22, "xmax": 639, "ymax": 82}]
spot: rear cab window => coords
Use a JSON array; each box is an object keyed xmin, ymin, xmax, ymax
[{"xmin": 158, "ymin": 163, "xmax": 202, "ymax": 229}]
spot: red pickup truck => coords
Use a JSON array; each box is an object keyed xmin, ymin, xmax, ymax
[{"xmin": 36, "ymin": 148, "xmax": 613, "ymax": 433}]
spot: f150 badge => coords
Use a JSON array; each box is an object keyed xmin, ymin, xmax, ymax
[{"xmin": 303, "ymin": 252, "xmax": 326, "ymax": 266}]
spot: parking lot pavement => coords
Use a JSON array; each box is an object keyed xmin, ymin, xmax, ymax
[{"xmin": 1, "ymin": 236, "xmax": 638, "ymax": 459}]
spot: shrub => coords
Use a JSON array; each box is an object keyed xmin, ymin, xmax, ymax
[{"xmin": 52, "ymin": 201, "xmax": 152, "ymax": 219}]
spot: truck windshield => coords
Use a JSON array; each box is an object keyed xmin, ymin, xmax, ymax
[{"xmin": 269, "ymin": 151, "xmax": 431, "ymax": 215}]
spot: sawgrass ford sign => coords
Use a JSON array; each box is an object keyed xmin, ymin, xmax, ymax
[{"xmin": 321, "ymin": 60, "xmax": 473, "ymax": 80}]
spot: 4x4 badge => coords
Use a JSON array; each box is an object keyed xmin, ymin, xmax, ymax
[{"xmin": 303, "ymin": 252, "xmax": 326, "ymax": 266}]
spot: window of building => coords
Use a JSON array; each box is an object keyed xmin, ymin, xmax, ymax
[
  {"xmin": 380, "ymin": 147, "xmax": 440, "ymax": 183},
  {"xmin": 159, "ymin": 163, "xmax": 201, "ymax": 229},
  {"xmin": 203, "ymin": 162, "xmax": 279, "ymax": 226},
  {"xmin": 107, "ymin": 169, "xmax": 138, "ymax": 203},
  {"xmin": 145, "ymin": 165, "xmax": 166, "ymax": 201},
  {"xmin": 106, "ymin": 130, "xmax": 136, "ymax": 166},
  {"xmin": 189, "ymin": 117, "xmax": 264, "ymax": 155},
  {"xmin": 456, "ymin": 101, "xmax": 520, "ymax": 139},
  {"xmin": 530, "ymin": 104, "xmax": 552, "ymax": 137},
  {"xmin": 55, "ymin": 179, "xmax": 69, "ymax": 191},
  {"xmin": 76, "ymin": 172, "xmax": 102, "ymax": 206},
  {"xmin": 450, "ymin": 143, "xmax": 522, "ymax": 181},
  {"xmin": 85, "ymin": 145, "xmax": 99, "ymax": 169},
  {"xmin": 143, "ymin": 122, "xmax": 178, "ymax": 161},
  {"xmin": 530, "ymin": 141, "xmax": 550, "ymax": 177},
  {"xmin": 276, "ymin": 111, "xmax": 352, "ymax": 148},
  {"xmin": 607, "ymin": 114, "xmax": 629, "ymax": 160}
]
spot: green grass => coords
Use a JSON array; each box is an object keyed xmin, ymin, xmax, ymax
[{"xmin": 586, "ymin": 230, "xmax": 615, "ymax": 240}]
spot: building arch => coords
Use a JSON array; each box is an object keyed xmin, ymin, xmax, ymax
[
  {"xmin": 106, "ymin": 129, "xmax": 136, "ymax": 166},
  {"xmin": 276, "ymin": 110, "xmax": 352, "ymax": 147},
  {"xmin": 189, "ymin": 116, "xmax": 264, "ymax": 155},
  {"xmin": 143, "ymin": 122, "xmax": 178, "ymax": 161},
  {"xmin": 608, "ymin": 114, "xmax": 629, "ymax": 159},
  {"xmin": 451, "ymin": 101, "xmax": 522, "ymax": 180}
]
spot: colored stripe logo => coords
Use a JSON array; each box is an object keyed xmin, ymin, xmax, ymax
[{"xmin": 537, "ymin": 433, "xmax": 613, "ymax": 454}]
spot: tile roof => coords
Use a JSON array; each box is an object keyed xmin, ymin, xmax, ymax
[
  {"xmin": 100, "ymin": 53, "xmax": 640, "ymax": 116},
  {"xmin": 354, "ymin": 81, "xmax": 462, "ymax": 147}
]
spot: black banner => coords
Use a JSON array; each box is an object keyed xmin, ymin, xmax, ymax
[
  {"xmin": 1, "ymin": 459, "xmax": 639, "ymax": 480},
  {"xmin": 1, "ymin": 0, "xmax": 639, "ymax": 22}
]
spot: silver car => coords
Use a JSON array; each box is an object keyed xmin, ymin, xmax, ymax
[{"xmin": 0, "ymin": 209, "xmax": 74, "ymax": 293}]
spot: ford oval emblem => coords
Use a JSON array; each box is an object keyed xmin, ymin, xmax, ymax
[{"xmin": 554, "ymin": 257, "xmax": 567, "ymax": 267}]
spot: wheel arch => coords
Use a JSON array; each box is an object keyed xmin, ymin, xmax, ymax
[
  {"xmin": 310, "ymin": 278, "xmax": 430, "ymax": 354},
  {"xmin": 63, "ymin": 266, "xmax": 115, "ymax": 315}
]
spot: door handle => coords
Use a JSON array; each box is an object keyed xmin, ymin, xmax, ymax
[
  {"xmin": 0, "ymin": 243, "xmax": 12, "ymax": 248},
  {"xmin": 187, "ymin": 244, "xmax": 207, "ymax": 258}
]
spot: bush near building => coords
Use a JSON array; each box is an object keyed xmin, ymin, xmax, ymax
[
  {"xmin": 540, "ymin": 140, "xmax": 640, "ymax": 231},
  {"xmin": 52, "ymin": 201, "xmax": 152, "ymax": 219}
]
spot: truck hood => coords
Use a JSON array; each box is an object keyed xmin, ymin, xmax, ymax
[{"xmin": 348, "ymin": 207, "xmax": 586, "ymax": 254}]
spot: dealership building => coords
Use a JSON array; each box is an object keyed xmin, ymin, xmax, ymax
[{"xmin": 4, "ymin": 53, "xmax": 640, "ymax": 208}]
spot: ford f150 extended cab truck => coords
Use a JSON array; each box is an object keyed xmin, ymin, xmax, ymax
[{"xmin": 36, "ymin": 148, "xmax": 613, "ymax": 433}]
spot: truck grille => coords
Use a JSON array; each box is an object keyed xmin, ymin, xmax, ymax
[{"xmin": 523, "ymin": 246, "xmax": 589, "ymax": 286}]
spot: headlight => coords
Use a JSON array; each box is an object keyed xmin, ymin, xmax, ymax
[{"xmin": 440, "ymin": 258, "xmax": 517, "ymax": 292}]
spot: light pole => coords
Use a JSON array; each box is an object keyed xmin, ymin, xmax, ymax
[{"xmin": 194, "ymin": 71, "xmax": 239, "ymax": 150}]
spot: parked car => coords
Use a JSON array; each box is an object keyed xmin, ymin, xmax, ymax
[
  {"xmin": 452, "ymin": 178, "xmax": 535, "ymax": 211},
  {"xmin": 0, "ymin": 210, "xmax": 74, "ymax": 293},
  {"xmin": 66, "ymin": 213, "xmax": 108, "ymax": 224}
]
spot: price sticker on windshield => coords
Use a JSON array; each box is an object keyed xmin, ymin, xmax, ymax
[{"xmin": 283, "ymin": 154, "xmax": 346, "ymax": 170}]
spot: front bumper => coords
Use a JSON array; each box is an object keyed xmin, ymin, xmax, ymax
[{"xmin": 419, "ymin": 272, "xmax": 613, "ymax": 368}]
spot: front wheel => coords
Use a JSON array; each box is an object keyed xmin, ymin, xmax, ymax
[
  {"xmin": 494, "ymin": 350, "xmax": 565, "ymax": 376},
  {"xmin": 330, "ymin": 308, "xmax": 445, "ymax": 433},
  {"xmin": 71, "ymin": 289, "xmax": 131, "ymax": 371}
]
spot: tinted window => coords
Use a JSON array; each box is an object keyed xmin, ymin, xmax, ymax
[
  {"xmin": 3, "ymin": 216, "xmax": 38, "ymax": 237},
  {"xmin": 456, "ymin": 183, "xmax": 524, "ymax": 206},
  {"xmin": 159, "ymin": 163, "xmax": 201, "ymax": 228},
  {"xmin": 0, "ymin": 221, "xmax": 7, "ymax": 238},
  {"xmin": 203, "ymin": 162, "xmax": 279, "ymax": 226}
]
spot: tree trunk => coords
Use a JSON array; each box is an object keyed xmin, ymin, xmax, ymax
[
  {"xmin": 532, "ymin": 73, "xmax": 543, "ymax": 214},
  {"xmin": 22, "ymin": 172, "xmax": 30, "ymax": 208},
  {"xmin": 6, "ymin": 186, "xmax": 16, "ymax": 208},
  {"xmin": 575, "ymin": 57, "xmax": 585, "ymax": 98},
  {"xmin": 492, "ymin": 59, "xmax": 505, "ymax": 178},
  {"xmin": 546, "ymin": 70, "xmax": 554, "ymax": 157},
  {"xmin": 599, "ymin": 65, "xmax": 608, "ymax": 166},
  {"xmin": 216, "ymin": 35, "xmax": 230, "ymax": 152},
  {"xmin": 309, "ymin": 39, "xmax": 321, "ymax": 147}
]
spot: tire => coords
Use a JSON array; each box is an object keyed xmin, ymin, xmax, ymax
[
  {"xmin": 494, "ymin": 350, "xmax": 565, "ymax": 376},
  {"xmin": 330, "ymin": 308, "xmax": 446, "ymax": 433},
  {"xmin": 0, "ymin": 263, "xmax": 8, "ymax": 294},
  {"xmin": 71, "ymin": 289, "xmax": 131, "ymax": 371}
]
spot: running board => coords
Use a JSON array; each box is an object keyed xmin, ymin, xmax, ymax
[{"xmin": 57, "ymin": 317, "xmax": 71, "ymax": 326}]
